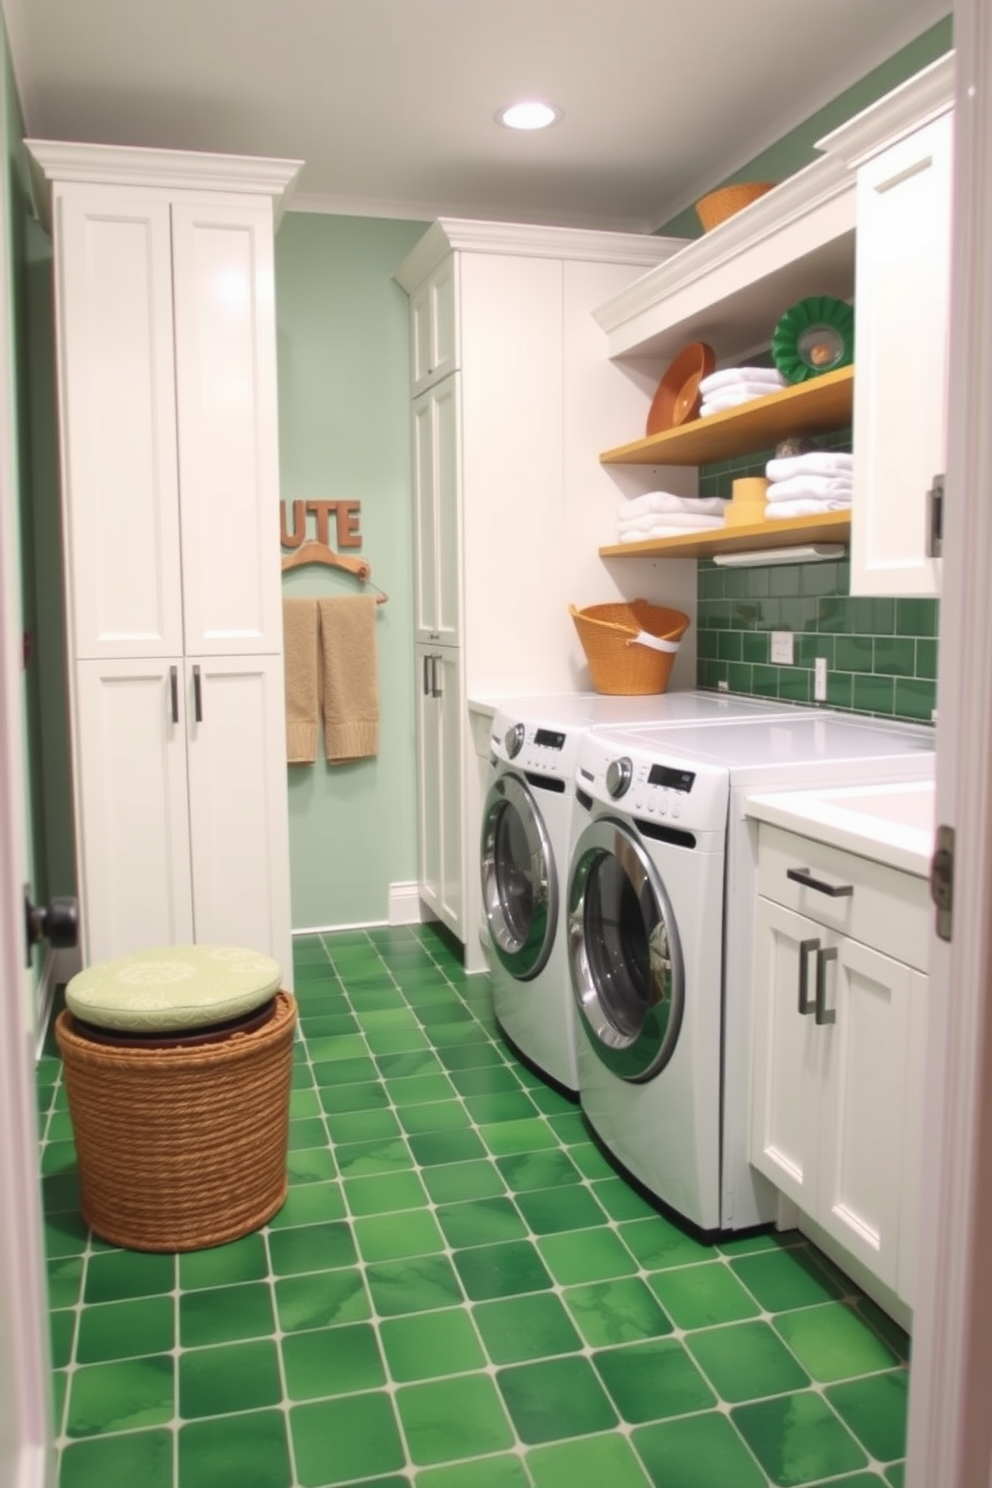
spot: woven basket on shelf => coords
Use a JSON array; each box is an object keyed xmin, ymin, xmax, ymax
[
  {"xmin": 56, "ymin": 989, "xmax": 297, "ymax": 1252},
  {"xmin": 570, "ymin": 600, "xmax": 690, "ymax": 696},
  {"xmin": 695, "ymin": 182, "xmax": 775, "ymax": 232}
]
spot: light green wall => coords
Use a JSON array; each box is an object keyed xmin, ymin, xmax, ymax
[
  {"xmin": 660, "ymin": 16, "xmax": 953, "ymax": 238},
  {"xmin": 275, "ymin": 213, "xmax": 428, "ymax": 931}
]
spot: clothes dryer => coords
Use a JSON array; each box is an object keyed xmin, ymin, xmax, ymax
[
  {"xmin": 480, "ymin": 691, "xmax": 805, "ymax": 1090},
  {"xmin": 566, "ymin": 713, "xmax": 935, "ymax": 1229}
]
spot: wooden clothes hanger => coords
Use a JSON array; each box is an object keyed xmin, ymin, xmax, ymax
[{"xmin": 281, "ymin": 540, "xmax": 388, "ymax": 604}]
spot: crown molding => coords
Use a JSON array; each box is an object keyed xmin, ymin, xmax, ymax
[
  {"xmin": 24, "ymin": 140, "xmax": 303, "ymax": 231},
  {"xmin": 394, "ymin": 217, "xmax": 685, "ymax": 294},
  {"xmin": 817, "ymin": 51, "xmax": 954, "ymax": 168}
]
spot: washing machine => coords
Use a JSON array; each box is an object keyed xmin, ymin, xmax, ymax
[
  {"xmin": 567, "ymin": 712, "xmax": 936, "ymax": 1231},
  {"xmin": 479, "ymin": 690, "xmax": 809, "ymax": 1091}
]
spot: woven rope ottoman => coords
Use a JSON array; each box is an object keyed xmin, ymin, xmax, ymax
[{"xmin": 55, "ymin": 945, "xmax": 297, "ymax": 1252}]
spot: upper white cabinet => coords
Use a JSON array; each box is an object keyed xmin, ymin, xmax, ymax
[
  {"xmin": 412, "ymin": 376, "xmax": 461, "ymax": 646},
  {"xmin": 27, "ymin": 141, "xmax": 300, "ymax": 979},
  {"xmin": 410, "ymin": 255, "xmax": 459, "ymax": 393},
  {"xmin": 824, "ymin": 101, "xmax": 953, "ymax": 597}
]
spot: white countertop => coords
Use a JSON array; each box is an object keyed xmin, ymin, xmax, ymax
[{"xmin": 745, "ymin": 778, "xmax": 935, "ymax": 878}]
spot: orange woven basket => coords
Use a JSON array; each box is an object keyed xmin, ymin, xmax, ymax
[
  {"xmin": 695, "ymin": 182, "xmax": 775, "ymax": 232},
  {"xmin": 570, "ymin": 600, "xmax": 691, "ymax": 696}
]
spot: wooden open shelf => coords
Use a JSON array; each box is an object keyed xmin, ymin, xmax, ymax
[
  {"xmin": 600, "ymin": 509, "xmax": 850, "ymax": 561},
  {"xmin": 600, "ymin": 365, "xmax": 854, "ymax": 467}
]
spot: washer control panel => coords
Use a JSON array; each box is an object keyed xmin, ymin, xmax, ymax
[
  {"xmin": 576, "ymin": 732, "xmax": 728, "ymax": 832},
  {"xmin": 491, "ymin": 714, "xmax": 580, "ymax": 778}
]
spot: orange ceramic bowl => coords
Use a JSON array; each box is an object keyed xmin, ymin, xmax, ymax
[{"xmin": 646, "ymin": 341, "xmax": 716, "ymax": 436}]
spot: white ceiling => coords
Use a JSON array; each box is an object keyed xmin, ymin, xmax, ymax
[{"xmin": 3, "ymin": 0, "xmax": 950, "ymax": 233}]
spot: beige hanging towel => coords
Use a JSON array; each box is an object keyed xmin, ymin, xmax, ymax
[
  {"xmin": 282, "ymin": 597, "xmax": 320, "ymax": 764},
  {"xmin": 317, "ymin": 595, "xmax": 380, "ymax": 763}
]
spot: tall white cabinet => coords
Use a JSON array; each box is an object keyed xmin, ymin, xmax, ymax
[
  {"xmin": 396, "ymin": 222, "xmax": 690, "ymax": 969},
  {"xmin": 27, "ymin": 142, "xmax": 300, "ymax": 984}
]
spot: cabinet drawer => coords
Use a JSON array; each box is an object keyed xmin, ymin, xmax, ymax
[{"xmin": 756, "ymin": 822, "xmax": 930, "ymax": 971}]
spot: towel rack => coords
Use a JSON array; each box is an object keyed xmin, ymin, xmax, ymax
[{"xmin": 281, "ymin": 540, "xmax": 388, "ymax": 604}]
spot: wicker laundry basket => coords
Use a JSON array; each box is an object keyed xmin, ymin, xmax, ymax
[
  {"xmin": 695, "ymin": 182, "xmax": 775, "ymax": 232},
  {"xmin": 56, "ymin": 989, "xmax": 297, "ymax": 1252},
  {"xmin": 570, "ymin": 600, "xmax": 690, "ymax": 695}
]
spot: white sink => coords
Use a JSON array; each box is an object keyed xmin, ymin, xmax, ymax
[
  {"xmin": 808, "ymin": 781, "xmax": 935, "ymax": 834},
  {"xmin": 745, "ymin": 778, "xmax": 935, "ymax": 876}
]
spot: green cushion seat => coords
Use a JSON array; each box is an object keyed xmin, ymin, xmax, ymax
[{"xmin": 65, "ymin": 945, "xmax": 283, "ymax": 1033}]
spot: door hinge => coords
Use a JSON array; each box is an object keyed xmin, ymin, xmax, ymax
[
  {"xmin": 930, "ymin": 824, "xmax": 954, "ymax": 941},
  {"xmin": 926, "ymin": 473, "xmax": 945, "ymax": 559}
]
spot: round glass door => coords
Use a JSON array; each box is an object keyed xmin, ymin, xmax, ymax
[
  {"xmin": 567, "ymin": 817, "xmax": 685, "ymax": 1082},
  {"xmin": 480, "ymin": 774, "xmax": 558, "ymax": 981}
]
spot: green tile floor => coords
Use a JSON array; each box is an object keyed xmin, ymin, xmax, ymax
[{"xmin": 38, "ymin": 925, "xmax": 911, "ymax": 1488}]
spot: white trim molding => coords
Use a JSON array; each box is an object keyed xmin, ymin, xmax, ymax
[
  {"xmin": 388, "ymin": 882, "xmax": 425, "ymax": 926},
  {"xmin": 817, "ymin": 52, "xmax": 954, "ymax": 169}
]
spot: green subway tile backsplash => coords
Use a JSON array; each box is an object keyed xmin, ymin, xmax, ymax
[{"xmin": 695, "ymin": 432, "xmax": 939, "ymax": 725}]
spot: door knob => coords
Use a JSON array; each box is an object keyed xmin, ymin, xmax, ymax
[{"xmin": 24, "ymin": 887, "xmax": 79, "ymax": 968}]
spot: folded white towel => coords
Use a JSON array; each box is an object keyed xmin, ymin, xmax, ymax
[
  {"xmin": 765, "ymin": 475, "xmax": 854, "ymax": 502},
  {"xmin": 700, "ymin": 367, "xmax": 786, "ymax": 395},
  {"xmin": 765, "ymin": 497, "xmax": 852, "ymax": 518},
  {"xmin": 618, "ymin": 511, "xmax": 725, "ymax": 533},
  {"xmin": 620, "ymin": 492, "xmax": 727, "ymax": 519},
  {"xmin": 618, "ymin": 518, "xmax": 726, "ymax": 541},
  {"xmin": 766, "ymin": 451, "xmax": 854, "ymax": 481},
  {"xmin": 700, "ymin": 387, "xmax": 782, "ymax": 416}
]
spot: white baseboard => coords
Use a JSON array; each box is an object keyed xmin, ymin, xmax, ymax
[{"xmin": 388, "ymin": 882, "xmax": 425, "ymax": 926}]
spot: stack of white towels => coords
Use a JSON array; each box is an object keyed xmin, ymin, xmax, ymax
[
  {"xmin": 764, "ymin": 450, "xmax": 853, "ymax": 519},
  {"xmin": 699, "ymin": 366, "xmax": 786, "ymax": 417},
  {"xmin": 617, "ymin": 491, "xmax": 727, "ymax": 543}
]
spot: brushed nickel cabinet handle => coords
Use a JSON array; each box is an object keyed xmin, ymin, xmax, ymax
[
  {"xmin": 193, "ymin": 665, "xmax": 203, "ymax": 723},
  {"xmin": 787, "ymin": 867, "xmax": 853, "ymax": 898},
  {"xmin": 170, "ymin": 666, "xmax": 179, "ymax": 724},
  {"xmin": 815, "ymin": 946, "xmax": 838, "ymax": 1026},
  {"xmin": 798, "ymin": 938, "xmax": 819, "ymax": 1015}
]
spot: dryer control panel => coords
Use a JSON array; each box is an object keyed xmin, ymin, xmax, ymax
[
  {"xmin": 576, "ymin": 731, "xmax": 729, "ymax": 835},
  {"xmin": 490, "ymin": 713, "xmax": 582, "ymax": 779}
]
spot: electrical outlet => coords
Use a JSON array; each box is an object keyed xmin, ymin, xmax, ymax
[
  {"xmin": 717, "ymin": 679, "xmax": 729, "ymax": 692},
  {"xmin": 814, "ymin": 656, "xmax": 828, "ymax": 701},
  {"xmin": 770, "ymin": 631, "xmax": 794, "ymax": 666}
]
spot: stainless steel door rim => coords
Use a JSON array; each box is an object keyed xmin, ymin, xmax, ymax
[{"xmin": 480, "ymin": 773, "xmax": 558, "ymax": 980}]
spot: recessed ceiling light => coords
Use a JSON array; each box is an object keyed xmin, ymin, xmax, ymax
[{"xmin": 495, "ymin": 101, "xmax": 563, "ymax": 131}]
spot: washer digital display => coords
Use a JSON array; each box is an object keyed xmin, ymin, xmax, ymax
[
  {"xmin": 647, "ymin": 764, "xmax": 695, "ymax": 793},
  {"xmin": 534, "ymin": 729, "xmax": 566, "ymax": 751}
]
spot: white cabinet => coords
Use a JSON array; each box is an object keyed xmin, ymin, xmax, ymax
[
  {"xmin": 28, "ymin": 141, "xmax": 300, "ymax": 981},
  {"xmin": 397, "ymin": 221, "xmax": 684, "ymax": 966},
  {"xmin": 750, "ymin": 822, "xmax": 929, "ymax": 1314},
  {"xmin": 848, "ymin": 110, "xmax": 953, "ymax": 597}
]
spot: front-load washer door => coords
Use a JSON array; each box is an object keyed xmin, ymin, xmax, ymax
[
  {"xmin": 568, "ymin": 816, "xmax": 685, "ymax": 1083},
  {"xmin": 481, "ymin": 773, "xmax": 558, "ymax": 981}
]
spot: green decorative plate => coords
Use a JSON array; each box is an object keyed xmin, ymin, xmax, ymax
[{"xmin": 772, "ymin": 296, "xmax": 855, "ymax": 383}]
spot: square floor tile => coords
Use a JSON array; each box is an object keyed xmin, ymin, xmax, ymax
[
  {"xmin": 178, "ymin": 1233, "xmax": 268, "ymax": 1292},
  {"xmin": 826, "ymin": 1371, "xmax": 909, "ymax": 1462},
  {"xmin": 416, "ymin": 1456, "xmax": 530, "ymax": 1488},
  {"xmin": 774, "ymin": 1302, "xmax": 902, "ymax": 1382},
  {"xmin": 732, "ymin": 1391, "xmax": 868, "ymax": 1484},
  {"xmin": 286, "ymin": 1145, "xmax": 338, "ymax": 1185},
  {"xmin": 478, "ymin": 1118, "xmax": 558, "ymax": 1157},
  {"xmin": 274, "ymin": 1267, "xmax": 371, "ymax": 1333},
  {"xmin": 421, "ymin": 1159, "xmax": 506, "ymax": 1204},
  {"xmin": 448, "ymin": 1066, "xmax": 524, "ymax": 1098},
  {"xmin": 179, "ymin": 1338, "xmax": 282, "ymax": 1418},
  {"xmin": 537, "ymin": 1228, "xmax": 638, "ymax": 1286},
  {"xmin": 47, "ymin": 1254, "xmax": 83, "ymax": 1311},
  {"xmin": 527, "ymin": 1433, "xmax": 651, "ymax": 1488},
  {"xmin": 291, "ymin": 1392, "xmax": 406, "ymax": 1486},
  {"xmin": 334, "ymin": 1136, "xmax": 414, "ymax": 1177},
  {"xmin": 269, "ymin": 1181, "xmax": 346, "ymax": 1228},
  {"xmin": 563, "ymin": 1277, "xmax": 673, "ymax": 1348},
  {"xmin": 647, "ymin": 1262, "xmax": 762, "ymax": 1329},
  {"xmin": 407, "ymin": 1129, "xmax": 488, "ymax": 1166},
  {"xmin": 591, "ymin": 1177, "xmax": 664, "ymax": 1223},
  {"xmin": 397, "ymin": 1372, "xmax": 514, "ymax": 1465},
  {"xmin": 473, "ymin": 1292, "xmax": 582, "ymax": 1364},
  {"xmin": 365, "ymin": 1255, "xmax": 465, "ymax": 1317},
  {"xmin": 66, "ymin": 1355, "xmax": 174, "ymax": 1437},
  {"xmin": 453, "ymin": 1240, "xmax": 553, "ymax": 1301},
  {"xmin": 318, "ymin": 1079, "xmax": 390, "ymax": 1115},
  {"xmin": 397, "ymin": 1100, "xmax": 473, "ymax": 1137},
  {"xmin": 288, "ymin": 1117, "xmax": 331, "ymax": 1151},
  {"xmin": 435, "ymin": 1042, "xmax": 506, "ymax": 1072},
  {"xmin": 179, "ymin": 1282, "xmax": 275, "ymax": 1348},
  {"xmin": 594, "ymin": 1337, "xmax": 716, "ymax": 1423},
  {"xmin": 494, "ymin": 1150, "xmax": 582, "ymax": 1192},
  {"xmin": 632, "ymin": 1412, "xmax": 767, "ymax": 1488},
  {"xmin": 384, "ymin": 1072, "xmax": 458, "ymax": 1106},
  {"xmin": 282, "ymin": 1321, "xmax": 386, "ymax": 1400},
  {"xmin": 49, "ymin": 1309, "xmax": 75, "ymax": 1369},
  {"xmin": 179, "ymin": 1409, "xmax": 292, "ymax": 1488},
  {"xmin": 730, "ymin": 1243, "xmax": 845, "ymax": 1312},
  {"xmin": 463, "ymin": 1091, "xmax": 539, "ymax": 1125},
  {"xmin": 496, "ymin": 1355, "xmax": 617, "ymax": 1444},
  {"xmin": 617, "ymin": 1214, "xmax": 714, "ymax": 1271},
  {"xmin": 354, "ymin": 1209, "xmax": 446, "ymax": 1262},
  {"xmin": 515, "ymin": 1184, "xmax": 609, "ymax": 1235},
  {"xmin": 267, "ymin": 1221, "xmax": 357, "ymax": 1277},
  {"xmin": 375, "ymin": 1048, "xmax": 445, "ymax": 1080},
  {"xmin": 379, "ymin": 1307, "xmax": 487, "ymax": 1382},
  {"xmin": 436, "ymin": 1197, "xmax": 528, "ymax": 1249},
  {"xmin": 324, "ymin": 1108, "xmax": 403, "ymax": 1144},
  {"xmin": 75, "ymin": 1295, "xmax": 174, "ymax": 1364},
  {"xmin": 60, "ymin": 1429, "xmax": 173, "ymax": 1488},
  {"xmin": 84, "ymin": 1250, "xmax": 175, "ymax": 1304},
  {"xmin": 686, "ymin": 1321, "xmax": 811, "ymax": 1403},
  {"xmin": 343, "ymin": 1170, "xmax": 429, "ymax": 1217}
]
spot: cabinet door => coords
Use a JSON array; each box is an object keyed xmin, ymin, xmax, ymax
[
  {"xmin": 55, "ymin": 188, "xmax": 184, "ymax": 659},
  {"xmin": 850, "ymin": 111, "xmax": 953, "ymax": 597},
  {"xmin": 410, "ymin": 256, "xmax": 458, "ymax": 392},
  {"xmin": 412, "ymin": 380, "xmax": 461, "ymax": 645},
  {"xmin": 73, "ymin": 658, "xmax": 194, "ymax": 961},
  {"xmin": 816, "ymin": 936, "xmax": 914, "ymax": 1291},
  {"xmin": 171, "ymin": 201, "xmax": 283, "ymax": 656},
  {"xmin": 750, "ymin": 898, "xmax": 826, "ymax": 1210},
  {"xmin": 184, "ymin": 656, "xmax": 293, "ymax": 978},
  {"xmin": 414, "ymin": 644, "xmax": 464, "ymax": 939}
]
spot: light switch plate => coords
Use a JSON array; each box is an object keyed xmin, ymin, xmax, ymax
[{"xmin": 771, "ymin": 631, "xmax": 794, "ymax": 665}]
